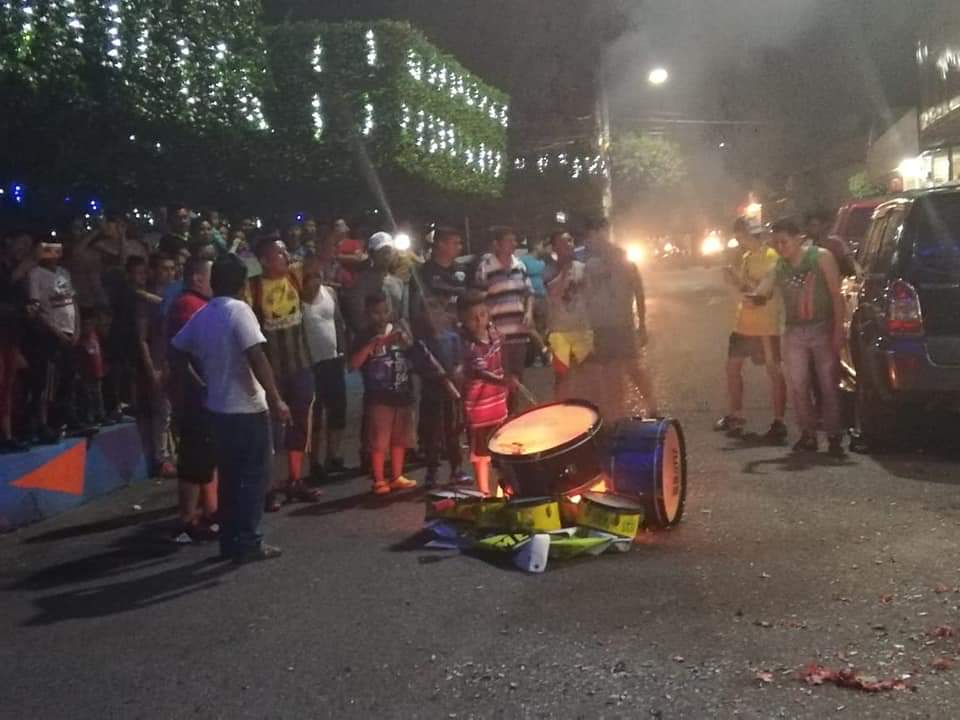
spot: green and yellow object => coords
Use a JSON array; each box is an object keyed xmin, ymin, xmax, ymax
[
  {"xmin": 577, "ymin": 492, "xmax": 643, "ymax": 539},
  {"xmin": 501, "ymin": 497, "xmax": 562, "ymax": 533}
]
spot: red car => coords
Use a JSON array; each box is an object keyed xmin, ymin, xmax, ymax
[{"xmin": 829, "ymin": 198, "xmax": 885, "ymax": 257}]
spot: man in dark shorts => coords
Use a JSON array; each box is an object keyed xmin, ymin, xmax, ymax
[
  {"xmin": 584, "ymin": 219, "xmax": 658, "ymax": 418},
  {"xmin": 166, "ymin": 257, "xmax": 217, "ymax": 543},
  {"xmin": 409, "ymin": 227, "xmax": 469, "ymax": 487},
  {"xmin": 715, "ymin": 218, "xmax": 787, "ymax": 441}
]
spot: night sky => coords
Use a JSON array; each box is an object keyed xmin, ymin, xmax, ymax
[{"xmin": 269, "ymin": 0, "xmax": 929, "ymax": 220}]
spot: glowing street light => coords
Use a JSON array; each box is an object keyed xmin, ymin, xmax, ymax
[{"xmin": 648, "ymin": 67, "xmax": 669, "ymax": 86}]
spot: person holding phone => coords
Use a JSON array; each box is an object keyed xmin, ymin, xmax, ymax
[{"xmin": 716, "ymin": 218, "xmax": 787, "ymax": 442}]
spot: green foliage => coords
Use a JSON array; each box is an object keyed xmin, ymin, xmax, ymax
[
  {"xmin": 0, "ymin": 0, "xmax": 268, "ymax": 129},
  {"xmin": 263, "ymin": 20, "xmax": 508, "ymax": 196},
  {"xmin": 0, "ymin": 10, "xmax": 509, "ymax": 205},
  {"xmin": 848, "ymin": 170, "xmax": 884, "ymax": 199},
  {"xmin": 611, "ymin": 131, "xmax": 687, "ymax": 192}
]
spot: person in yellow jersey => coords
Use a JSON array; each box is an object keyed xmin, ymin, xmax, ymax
[{"xmin": 714, "ymin": 218, "xmax": 787, "ymax": 443}]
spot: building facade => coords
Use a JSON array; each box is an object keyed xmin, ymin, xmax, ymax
[{"xmin": 916, "ymin": 0, "xmax": 960, "ymax": 185}]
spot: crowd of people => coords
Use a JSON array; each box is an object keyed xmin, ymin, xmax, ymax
[{"xmin": 0, "ymin": 207, "xmax": 657, "ymax": 562}]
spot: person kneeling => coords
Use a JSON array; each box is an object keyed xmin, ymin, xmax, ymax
[{"xmin": 350, "ymin": 293, "xmax": 417, "ymax": 496}]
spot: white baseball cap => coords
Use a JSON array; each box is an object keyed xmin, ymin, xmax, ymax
[{"xmin": 368, "ymin": 232, "xmax": 394, "ymax": 253}]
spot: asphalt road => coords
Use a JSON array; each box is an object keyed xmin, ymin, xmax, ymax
[{"xmin": 4, "ymin": 266, "xmax": 960, "ymax": 719}]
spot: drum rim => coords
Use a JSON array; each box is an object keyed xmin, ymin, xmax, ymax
[
  {"xmin": 656, "ymin": 422, "xmax": 683, "ymax": 523},
  {"xmin": 488, "ymin": 399, "xmax": 604, "ymax": 462}
]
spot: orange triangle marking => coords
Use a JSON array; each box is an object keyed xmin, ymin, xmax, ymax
[{"xmin": 12, "ymin": 442, "xmax": 86, "ymax": 495}]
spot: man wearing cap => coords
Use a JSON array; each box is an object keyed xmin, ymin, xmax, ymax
[
  {"xmin": 715, "ymin": 218, "xmax": 787, "ymax": 442},
  {"xmin": 341, "ymin": 232, "xmax": 408, "ymax": 337}
]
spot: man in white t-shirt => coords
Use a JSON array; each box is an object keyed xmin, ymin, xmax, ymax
[
  {"xmin": 171, "ymin": 254, "xmax": 291, "ymax": 563},
  {"xmin": 27, "ymin": 239, "xmax": 80, "ymax": 436}
]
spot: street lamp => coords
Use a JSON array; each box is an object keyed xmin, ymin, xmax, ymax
[{"xmin": 648, "ymin": 67, "xmax": 669, "ymax": 86}]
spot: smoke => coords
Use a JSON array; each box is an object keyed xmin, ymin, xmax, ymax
[{"xmin": 604, "ymin": 0, "xmax": 823, "ymax": 122}]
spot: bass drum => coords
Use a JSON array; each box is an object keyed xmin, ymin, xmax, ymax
[
  {"xmin": 489, "ymin": 400, "xmax": 604, "ymax": 498},
  {"xmin": 606, "ymin": 417, "xmax": 687, "ymax": 528}
]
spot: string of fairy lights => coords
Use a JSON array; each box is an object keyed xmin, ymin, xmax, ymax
[{"xmin": 1, "ymin": 0, "xmax": 269, "ymax": 130}]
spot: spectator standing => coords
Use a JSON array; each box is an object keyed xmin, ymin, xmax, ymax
[
  {"xmin": 409, "ymin": 227, "xmax": 468, "ymax": 487},
  {"xmin": 62, "ymin": 217, "xmax": 107, "ymax": 309},
  {"xmin": 333, "ymin": 219, "xmax": 368, "ymax": 290},
  {"xmin": 519, "ymin": 238, "xmax": 548, "ymax": 365},
  {"xmin": 0, "ymin": 304, "xmax": 27, "ymax": 451},
  {"xmin": 342, "ymin": 232, "xmax": 408, "ymax": 335},
  {"xmin": 137, "ymin": 253, "xmax": 178, "ymax": 477},
  {"xmin": 250, "ymin": 238, "xmax": 321, "ymax": 510},
  {"xmin": 171, "ymin": 254, "xmax": 287, "ymax": 563},
  {"xmin": 283, "ymin": 223, "xmax": 309, "ymax": 277},
  {"xmin": 167, "ymin": 258, "xmax": 219, "ymax": 543},
  {"xmin": 756, "ymin": 219, "xmax": 846, "ymax": 456},
  {"xmin": 715, "ymin": 219, "xmax": 787, "ymax": 442},
  {"xmin": 349, "ymin": 293, "xmax": 417, "ymax": 496},
  {"xmin": 27, "ymin": 239, "xmax": 80, "ymax": 438},
  {"xmin": 544, "ymin": 230, "xmax": 593, "ymax": 397},
  {"xmin": 584, "ymin": 219, "xmax": 658, "ymax": 418},
  {"xmin": 301, "ymin": 252, "xmax": 349, "ymax": 482},
  {"xmin": 76, "ymin": 306, "xmax": 106, "ymax": 426},
  {"xmin": 473, "ymin": 227, "xmax": 532, "ymax": 413}
]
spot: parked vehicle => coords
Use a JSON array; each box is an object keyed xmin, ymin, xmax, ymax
[
  {"xmin": 841, "ymin": 187, "xmax": 960, "ymax": 446},
  {"xmin": 830, "ymin": 197, "xmax": 885, "ymax": 257}
]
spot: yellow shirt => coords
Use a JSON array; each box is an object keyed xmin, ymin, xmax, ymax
[{"xmin": 734, "ymin": 247, "xmax": 782, "ymax": 336}]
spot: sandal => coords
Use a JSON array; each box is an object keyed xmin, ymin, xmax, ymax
[
  {"xmin": 285, "ymin": 483, "xmax": 323, "ymax": 503},
  {"xmin": 372, "ymin": 481, "xmax": 391, "ymax": 496},
  {"xmin": 264, "ymin": 491, "xmax": 283, "ymax": 513}
]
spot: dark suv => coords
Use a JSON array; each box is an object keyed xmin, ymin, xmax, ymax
[{"xmin": 841, "ymin": 187, "xmax": 960, "ymax": 445}]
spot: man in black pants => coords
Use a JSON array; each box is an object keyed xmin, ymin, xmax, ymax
[
  {"xmin": 410, "ymin": 227, "xmax": 469, "ymax": 487},
  {"xmin": 171, "ymin": 254, "xmax": 291, "ymax": 563}
]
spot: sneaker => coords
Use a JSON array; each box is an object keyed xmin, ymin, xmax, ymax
[
  {"xmin": 372, "ymin": 481, "xmax": 391, "ymax": 496},
  {"xmin": 325, "ymin": 457, "xmax": 346, "ymax": 474},
  {"xmin": 36, "ymin": 425, "xmax": 64, "ymax": 445},
  {"xmin": 232, "ymin": 543, "xmax": 283, "ymax": 564},
  {"xmin": 158, "ymin": 461, "xmax": 177, "ymax": 479},
  {"xmin": 389, "ymin": 476, "xmax": 417, "ymax": 491},
  {"xmin": 170, "ymin": 524, "xmax": 195, "ymax": 545},
  {"xmin": 714, "ymin": 415, "xmax": 746, "ymax": 434},
  {"xmin": 827, "ymin": 435, "xmax": 846, "ymax": 458},
  {"xmin": 449, "ymin": 471, "xmax": 472, "ymax": 486},
  {"xmin": 309, "ymin": 464, "xmax": 329, "ymax": 486},
  {"xmin": 792, "ymin": 433, "xmax": 818, "ymax": 453},
  {"xmin": 762, "ymin": 420, "xmax": 788, "ymax": 444}
]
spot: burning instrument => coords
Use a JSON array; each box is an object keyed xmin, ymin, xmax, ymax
[{"xmin": 488, "ymin": 400, "xmax": 605, "ymax": 498}]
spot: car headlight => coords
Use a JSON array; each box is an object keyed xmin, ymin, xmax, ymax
[
  {"xmin": 626, "ymin": 245, "xmax": 646, "ymax": 265},
  {"xmin": 701, "ymin": 235, "xmax": 724, "ymax": 256}
]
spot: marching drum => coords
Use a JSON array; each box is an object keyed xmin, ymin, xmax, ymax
[
  {"xmin": 488, "ymin": 400, "xmax": 604, "ymax": 498},
  {"xmin": 607, "ymin": 417, "xmax": 687, "ymax": 528}
]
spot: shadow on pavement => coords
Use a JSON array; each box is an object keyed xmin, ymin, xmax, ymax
[
  {"xmin": 8, "ymin": 528, "xmax": 235, "ymax": 625},
  {"xmin": 22, "ymin": 506, "xmax": 178, "ymax": 545},
  {"xmin": 742, "ymin": 452, "xmax": 857, "ymax": 475},
  {"xmin": 287, "ymin": 486, "xmax": 427, "ymax": 518}
]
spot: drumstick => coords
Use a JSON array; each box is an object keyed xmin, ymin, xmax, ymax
[
  {"xmin": 515, "ymin": 381, "xmax": 538, "ymax": 406},
  {"xmin": 415, "ymin": 339, "xmax": 462, "ymax": 401}
]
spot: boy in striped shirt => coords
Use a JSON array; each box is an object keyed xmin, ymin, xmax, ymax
[{"xmin": 473, "ymin": 227, "xmax": 533, "ymax": 413}]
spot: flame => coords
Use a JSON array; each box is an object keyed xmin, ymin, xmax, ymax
[{"xmin": 567, "ymin": 477, "xmax": 610, "ymax": 504}]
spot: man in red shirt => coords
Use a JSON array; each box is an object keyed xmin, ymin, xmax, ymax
[{"xmin": 166, "ymin": 257, "xmax": 217, "ymax": 543}]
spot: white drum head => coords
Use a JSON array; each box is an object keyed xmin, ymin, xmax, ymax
[
  {"xmin": 659, "ymin": 423, "xmax": 683, "ymax": 523},
  {"xmin": 489, "ymin": 403, "xmax": 598, "ymax": 456}
]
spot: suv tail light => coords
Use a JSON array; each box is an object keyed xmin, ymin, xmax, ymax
[{"xmin": 887, "ymin": 280, "xmax": 924, "ymax": 336}]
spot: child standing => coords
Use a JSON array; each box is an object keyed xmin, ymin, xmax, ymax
[
  {"xmin": 350, "ymin": 292, "xmax": 418, "ymax": 496},
  {"xmin": 458, "ymin": 293, "xmax": 514, "ymax": 496}
]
